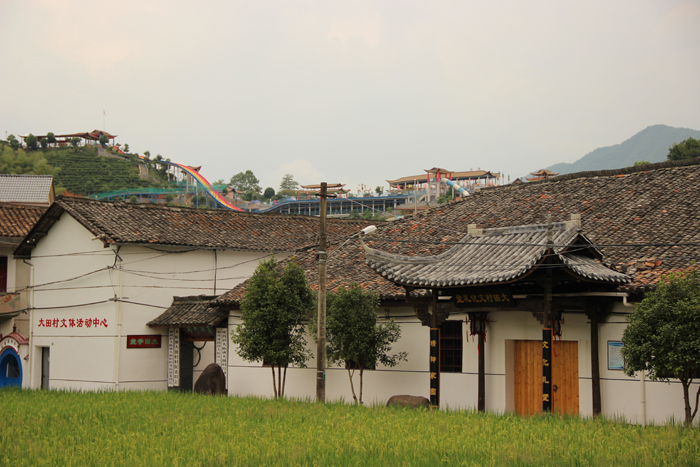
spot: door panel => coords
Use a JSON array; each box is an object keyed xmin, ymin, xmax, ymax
[{"xmin": 514, "ymin": 340, "xmax": 579, "ymax": 416}]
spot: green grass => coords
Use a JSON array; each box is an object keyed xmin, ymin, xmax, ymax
[{"xmin": 1, "ymin": 389, "xmax": 698, "ymax": 466}]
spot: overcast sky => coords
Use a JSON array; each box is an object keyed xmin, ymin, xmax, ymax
[{"xmin": 1, "ymin": 0, "xmax": 699, "ymax": 193}]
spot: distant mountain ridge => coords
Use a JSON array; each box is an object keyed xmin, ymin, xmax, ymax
[{"xmin": 544, "ymin": 124, "xmax": 700, "ymax": 176}]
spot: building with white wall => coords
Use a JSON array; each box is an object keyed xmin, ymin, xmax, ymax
[
  {"xmin": 218, "ymin": 158, "xmax": 700, "ymax": 425},
  {"xmin": 14, "ymin": 198, "xmax": 370, "ymax": 391}
]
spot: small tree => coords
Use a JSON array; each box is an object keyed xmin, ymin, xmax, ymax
[
  {"xmin": 123, "ymin": 143, "xmax": 130, "ymax": 153},
  {"xmin": 317, "ymin": 283, "xmax": 407, "ymax": 404},
  {"xmin": 40, "ymin": 137, "xmax": 49, "ymax": 149},
  {"xmin": 70, "ymin": 137, "xmax": 80, "ymax": 147},
  {"xmin": 144, "ymin": 150, "xmax": 151, "ymax": 159},
  {"xmin": 47, "ymin": 132, "xmax": 56, "ymax": 146},
  {"xmin": 230, "ymin": 170, "xmax": 261, "ymax": 194},
  {"xmin": 361, "ymin": 210, "xmax": 373, "ymax": 220},
  {"xmin": 667, "ymin": 137, "xmax": 700, "ymax": 161},
  {"xmin": 349, "ymin": 209, "xmax": 360, "ymax": 219},
  {"xmin": 633, "ymin": 160, "xmax": 651, "ymax": 167},
  {"xmin": 25, "ymin": 134, "xmax": 38, "ymax": 150},
  {"xmin": 232, "ymin": 257, "xmax": 314, "ymax": 398},
  {"xmin": 7, "ymin": 135, "xmax": 20, "ymax": 150},
  {"xmin": 263, "ymin": 187, "xmax": 275, "ymax": 199},
  {"xmin": 622, "ymin": 268, "xmax": 700, "ymax": 427},
  {"xmin": 99, "ymin": 134, "xmax": 109, "ymax": 146},
  {"xmin": 279, "ymin": 174, "xmax": 300, "ymax": 191},
  {"xmin": 375, "ymin": 186, "xmax": 383, "ymax": 196}
]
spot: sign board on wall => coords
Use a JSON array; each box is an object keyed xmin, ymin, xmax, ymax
[
  {"xmin": 608, "ymin": 341, "xmax": 624, "ymax": 370},
  {"xmin": 127, "ymin": 335, "xmax": 162, "ymax": 349}
]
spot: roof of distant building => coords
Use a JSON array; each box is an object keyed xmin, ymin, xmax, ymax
[{"xmin": 0, "ymin": 174, "xmax": 55, "ymax": 206}]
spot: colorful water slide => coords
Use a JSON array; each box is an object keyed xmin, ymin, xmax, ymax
[
  {"xmin": 138, "ymin": 156, "xmax": 244, "ymax": 211},
  {"xmin": 444, "ymin": 178, "xmax": 469, "ymax": 196}
]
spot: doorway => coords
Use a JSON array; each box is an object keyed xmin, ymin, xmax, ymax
[
  {"xmin": 41, "ymin": 347, "xmax": 50, "ymax": 389},
  {"xmin": 0, "ymin": 348, "xmax": 22, "ymax": 388},
  {"xmin": 513, "ymin": 340, "xmax": 579, "ymax": 416}
]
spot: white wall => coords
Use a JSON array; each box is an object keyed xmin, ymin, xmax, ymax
[{"xmin": 226, "ymin": 303, "xmax": 698, "ymax": 425}]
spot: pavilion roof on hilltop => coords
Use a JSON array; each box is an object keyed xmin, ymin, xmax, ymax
[{"xmin": 387, "ymin": 170, "xmax": 497, "ymax": 185}]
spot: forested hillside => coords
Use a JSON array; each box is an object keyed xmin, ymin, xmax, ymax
[
  {"xmin": 0, "ymin": 142, "xmax": 169, "ymax": 195},
  {"xmin": 546, "ymin": 124, "xmax": 700, "ymax": 175}
]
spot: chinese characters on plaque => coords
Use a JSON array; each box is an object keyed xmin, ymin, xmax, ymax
[
  {"xmin": 430, "ymin": 328, "xmax": 440, "ymax": 407},
  {"xmin": 215, "ymin": 328, "xmax": 228, "ymax": 385},
  {"xmin": 126, "ymin": 335, "xmax": 162, "ymax": 349},
  {"xmin": 168, "ymin": 328, "xmax": 180, "ymax": 388},
  {"xmin": 542, "ymin": 328, "xmax": 552, "ymax": 412},
  {"xmin": 453, "ymin": 289, "xmax": 515, "ymax": 308}
]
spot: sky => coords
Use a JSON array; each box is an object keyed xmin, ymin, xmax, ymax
[{"xmin": 1, "ymin": 0, "xmax": 699, "ymax": 193}]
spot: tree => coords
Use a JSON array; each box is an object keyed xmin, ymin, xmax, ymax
[
  {"xmin": 375, "ymin": 186, "xmax": 383, "ymax": 196},
  {"xmin": 123, "ymin": 143, "xmax": 130, "ymax": 153},
  {"xmin": 349, "ymin": 210, "xmax": 360, "ymax": 219},
  {"xmin": 279, "ymin": 174, "xmax": 300, "ymax": 191},
  {"xmin": 7, "ymin": 134, "xmax": 20, "ymax": 150},
  {"xmin": 667, "ymin": 137, "xmax": 700, "ymax": 161},
  {"xmin": 231, "ymin": 257, "xmax": 314, "ymax": 398},
  {"xmin": 143, "ymin": 150, "xmax": 151, "ymax": 159},
  {"xmin": 71, "ymin": 137, "xmax": 80, "ymax": 147},
  {"xmin": 40, "ymin": 137, "xmax": 49, "ymax": 149},
  {"xmin": 46, "ymin": 132, "xmax": 56, "ymax": 146},
  {"xmin": 622, "ymin": 268, "xmax": 700, "ymax": 427},
  {"xmin": 25, "ymin": 134, "xmax": 38, "ymax": 150},
  {"xmin": 361, "ymin": 210, "xmax": 373, "ymax": 220},
  {"xmin": 263, "ymin": 187, "xmax": 275, "ymax": 199},
  {"xmin": 230, "ymin": 170, "xmax": 260, "ymax": 194},
  {"xmin": 99, "ymin": 134, "xmax": 109, "ymax": 146},
  {"xmin": 316, "ymin": 283, "xmax": 407, "ymax": 404},
  {"xmin": 633, "ymin": 161, "xmax": 651, "ymax": 167}
]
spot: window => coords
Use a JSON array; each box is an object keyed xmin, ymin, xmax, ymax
[
  {"xmin": 440, "ymin": 320, "xmax": 463, "ymax": 373},
  {"xmin": 6, "ymin": 357, "xmax": 19, "ymax": 378},
  {"xmin": 0, "ymin": 256, "xmax": 7, "ymax": 293}
]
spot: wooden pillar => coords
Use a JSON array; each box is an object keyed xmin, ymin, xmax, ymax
[
  {"xmin": 478, "ymin": 330, "xmax": 485, "ymax": 412},
  {"xmin": 469, "ymin": 311, "xmax": 488, "ymax": 412},
  {"xmin": 588, "ymin": 303, "xmax": 602, "ymax": 417},
  {"xmin": 542, "ymin": 215, "xmax": 553, "ymax": 413},
  {"xmin": 430, "ymin": 291, "xmax": 440, "ymax": 408}
]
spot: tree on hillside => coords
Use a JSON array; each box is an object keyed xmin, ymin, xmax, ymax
[
  {"xmin": 263, "ymin": 187, "xmax": 275, "ymax": 199},
  {"xmin": 7, "ymin": 135, "xmax": 20, "ymax": 150},
  {"xmin": 99, "ymin": 134, "xmax": 109, "ymax": 146},
  {"xmin": 0, "ymin": 146, "xmax": 61, "ymax": 178},
  {"xmin": 230, "ymin": 170, "xmax": 261, "ymax": 194},
  {"xmin": 375, "ymin": 186, "xmax": 383, "ymax": 196},
  {"xmin": 232, "ymin": 257, "xmax": 314, "ymax": 398},
  {"xmin": 25, "ymin": 134, "xmax": 38, "ymax": 150},
  {"xmin": 622, "ymin": 268, "xmax": 700, "ymax": 428},
  {"xmin": 40, "ymin": 137, "xmax": 49, "ymax": 149},
  {"xmin": 47, "ymin": 132, "xmax": 56, "ymax": 146},
  {"xmin": 667, "ymin": 137, "xmax": 700, "ymax": 161},
  {"xmin": 314, "ymin": 283, "xmax": 407, "ymax": 405},
  {"xmin": 279, "ymin": 173, "xmax": 300, "ymax": 191},
  {"xmin": 70, "ymin": 137, "xmax": 80, "ymax": 147}
]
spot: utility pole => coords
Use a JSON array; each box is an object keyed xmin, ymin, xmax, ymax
[{"xmin": 316, "ymin": 182, "xmax": 328, "ymax": 403}]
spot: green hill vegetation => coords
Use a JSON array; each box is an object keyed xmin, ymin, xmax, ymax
[
  {"xmin": 0, "ymin": 141, "xmax": 171, "ymax": 196},
  {"xmin": 545, "ymin": 124, "xmax": 700, "ymax": 175}
]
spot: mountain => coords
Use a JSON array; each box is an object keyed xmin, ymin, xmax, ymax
[{"xmin": 545, "ymin": 124, "xmax": 700, "ymax": 175}]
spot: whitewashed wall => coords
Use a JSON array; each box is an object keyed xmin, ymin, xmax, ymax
[{"xmin": 226, "ymin": 303, "xmax": 699, "ymax": 425}]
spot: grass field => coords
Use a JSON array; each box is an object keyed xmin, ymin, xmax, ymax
[{"xmin": 1, "ymin": 389, "xmax": 698, "ymax": 466}]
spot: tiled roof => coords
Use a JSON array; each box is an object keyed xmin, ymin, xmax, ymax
[
  {"xmin": 218, "ymin": 157, "xmax": 700, "ymax": 304},
  {"xmin": 0, "ymin": 175, "xmax": 54, "ymax": 204},
  {"xmin": 14, "ymin": 197, "xmax": 375, "ymax": 257},
  {"xmin": 0, "ymin": 203, "xmax": 46, "ymax": 239},
  {"xmin": 147, "ymin": 296, "xmax": 226, "ymax": 327},
  {"xmin": 362, "ymin": 223, "xmax": 630, "ymax": 288}
]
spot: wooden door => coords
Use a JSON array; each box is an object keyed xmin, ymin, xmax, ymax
[{"xmin": 514, "ymin": 340, "xmax": 579, "ymax": 416}]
